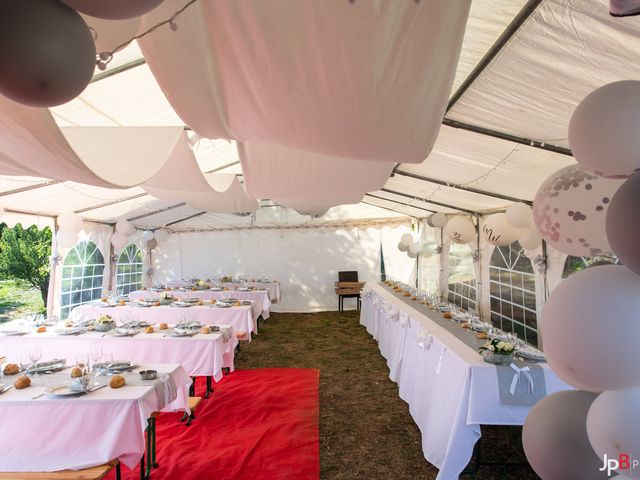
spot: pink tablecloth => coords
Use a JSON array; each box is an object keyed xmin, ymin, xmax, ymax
[
  {"xmin": 0, "ymin": 363, "xmax": 190, "ymax": 472},
  {"xmin": 128, "ymin": 289, "xmax": 270, "ymax": 319},
  {"xmin": 0, "ymin": 327, "xmax": 238, "ymax": 379},
  {"xmin": 73, "ymin": 302, "xmax": 257, "ymax": 337}
]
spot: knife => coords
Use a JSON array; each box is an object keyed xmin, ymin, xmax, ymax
[{"xmin": 1, "ymin": 385, "xmax": 14, "ymax": 394}]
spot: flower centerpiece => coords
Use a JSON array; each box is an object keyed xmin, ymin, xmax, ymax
[
  {"xmin": 479, "ymin": 338, "xmax": 516, "ymax": 365},
  {"xmin": 95, "ymin": 314, "xmax": 115, "ymax": 332}
]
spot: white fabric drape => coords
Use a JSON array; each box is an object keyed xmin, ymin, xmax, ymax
[{"xmin": 139, "ymin": 0, "xmax": 470, "ymax": 163}]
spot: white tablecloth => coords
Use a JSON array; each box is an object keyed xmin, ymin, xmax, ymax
[
  {"xmin": 73, "ymin": 302, "xmax": 257, "ymax": 337},
  {"xmin": 360, "ymin": 283, "xmax": 571, "ymax": 480},
  {"xmin": 128, "ymin": 289, "xmax": 270, "ymax": 319},
  {"xmin": 166, "ymin": 281, "xmax": 281, "ymax": 303},
  {"xmin": 0, "ymin": 324, "xmax": 238, "ymax": 380},
  {"xmin": 0, "ymin": 363, "xmax": 190, "ymax": 472}
]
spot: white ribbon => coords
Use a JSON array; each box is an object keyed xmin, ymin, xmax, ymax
[
  {"xmin": 416, "ymin": 327, "xmax": 432, "ymax": 349},
  {"xmin": 436, "ymin": 346, "xmax": 447, "ymax": 374},
  {"xmin": 509, "ymin": 363, "xmax": 534, "ymax": 396},
  {"xmin": 398, "ymin": 311, "xmax": 410, "ymax": 328}
]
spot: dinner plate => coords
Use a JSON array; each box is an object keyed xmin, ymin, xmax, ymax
[
  {"xmin": 518, "ymin": 345, "xmax": 545, "ymax": 361},
  {"xmin": 54, "ymin": 327, "xmax": 86, "ymax": 336},
  {"xmin": 172, "ymin": 302, "xmax": 192, "ymax": 308},
  {"xmin": 45, "ymin": 383, "xmax": 97, "ymax": 397},
  {"xmin": 212, "ymin": 303, "xmax": 231, "ymax": 308},
  {"xmin": 168, "ymin": 330, "xmax": 196, "ymax": 337},
  {"xmin": 0, "ymin": 330, "xmax": 29, "ymax": 336},
  {"xmin": 209, "ymin": 287, "xmax": 223, "ymax": 291},
  {"xmin": 111, "ymin": 328, "xmax": 138, "ymax": 337}
]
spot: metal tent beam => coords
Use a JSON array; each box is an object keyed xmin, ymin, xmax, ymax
[
  {"xmin": 74, "ymin": 192, "xmax": 150, "ymax": 214},
  {"xmin": 392, "ymin": 170, "xmax": 533, "ymax": 205},
  {"xmin": 361, "ymin": 200, "xmax": 413, "ymax": 217},
  {"xmin": 0, "ymin": 180, "xmax": 63, "ymax": 197},
  {"xmin": 90, "ymin": 58, "xmax": 147, "ymax": 83},
  {"xmin": 442, "ymin": 118, "xmax": 572, "ymax": 156},
  {"xmin": 165, "ymin": 211, "xmax": 207, "ymax": 227},
  {"xmin": 379, "ymin": 188, "xmax": 476, "ymax": 215},
  {"xmin": 446, "ymin": 0, "xmax": 543, "ymax": 113},
  {"xmin": 364, "ymin": 193, "xmax": 436, "ymax": 215},
  {"xmin": 127, "ymin": 203, "xmax": 187, "ymax": 222}
]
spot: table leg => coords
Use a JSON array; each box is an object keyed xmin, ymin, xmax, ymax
[{"xmin": 205, "ymin": 376, "xmax": 213, "ymax": 398}]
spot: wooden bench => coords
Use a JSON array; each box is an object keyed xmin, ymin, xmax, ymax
[
  {"xmin": 181, "ymin": 396, "xmax": 203, "ymax": 426},
  {"xmin": 0, "ymin": 460, "xmax": 120, "ymax": 480}
]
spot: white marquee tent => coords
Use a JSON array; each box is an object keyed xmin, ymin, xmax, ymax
[{"xmin": 0, "ymin": 0, "xmax": 632, "ymax": 318}]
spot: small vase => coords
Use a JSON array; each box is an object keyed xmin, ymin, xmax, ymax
[
  {"xmin": 95, "ymin": 321, "xmax": 115, "ymax": 332},
  {"xmin": 481, "ymin": 351, "xmax": 514, "ymax": 365}
]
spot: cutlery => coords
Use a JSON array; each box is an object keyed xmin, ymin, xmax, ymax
[
  {"xmin": 87, "ymin": 384, "xmax": 108, "ymax": 394},
  {"xmin": 1, "ymin": 385, "xmax": 13, "ymax": 394},
  {"xmin": 31, "ymin": 391, "xmax": 45, "ymax": 399}
]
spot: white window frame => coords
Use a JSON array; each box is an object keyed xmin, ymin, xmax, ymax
[
  {"xmin": 60, "ymin": 240, "xmax": 105, "ymax": 319},
  {"xmin": 115, "ymin": 244, "xmax": 144, "ymax": 295}
]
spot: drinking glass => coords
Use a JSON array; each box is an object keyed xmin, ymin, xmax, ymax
[
  {"xmin": 20, "ymin": 355, "xmax": 31, "ymax": 376},
  {"xmin": 29, "ymin": 348, "xmax": 42, "ymax": 369},
  {"xmin": 91, "ymin": 346, "xmax": 103, "ymax": 368},
  {"xmin": 76, "ymin": 353, "xmax": 89, "ymax": 370}
]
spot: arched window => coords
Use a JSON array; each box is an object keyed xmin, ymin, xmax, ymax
[
  {"xmin": 489, "ymin": 241, "xmax": 538, "ymax": 347},
  {"xmin": 60, "ymin": 240, "xmax": 105, "ymax": 319},
  {"xmin": 115, "ymin": 244, "xmax": 144, "ymax": 294},
  {"xmin": 447, "ymin": 243, "xmax": 477, "ymax": 311},
  {"xmin": 562, "ymin": 254, "xmax": 619, "ymax": 278}
]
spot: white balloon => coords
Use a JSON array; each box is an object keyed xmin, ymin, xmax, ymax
[
  {"xmin": 505, "ymin": 203, "xmax": 533, "ymax": 228},
  {"xmin": 407, "ymin": 250, "xmax": 418, "ymax": 259},
  {"xmin": 408, "ymin": 242, "xmax": 421, "ymax": 255},
  {"xmin": 57, "ymin": 211, "xmax": 83, "ymax": 231},
  {"xmin": 397, "ymin": 241, "xmax": 408, "ymax": 252},
  {"xmin": 569, "ymin": 80, "xmax": 640, "ymax": 178},
  {"xmin": 523, "ymin": 390, "xmax": 607, "ymax": 480},
  {"xmin": 427, "ymin": 213, "xmax": 447, "ymax": 228},
  {"xmin": 154, "ymin": 228, "xmax": 170, "ymax": 243},
  {"xmin": 533, "ymin": 164, "xmax": 623, "ymax": 256},
  {"xmin": 541, "ymin": 265, "xmax": 640, "ymax": 391},
  {"xmin": 444, "ymin": 216, "xmax": 476, "ymax": 244},
  {"xmin": 56, "ymin": 229, "xmax": 78, "ymax": 249},
  {"xmin": 588, "ymin": 387, "xmax": 640, "ymax": 479},
  {"xmin": 141, "ymin": 230, "xmax": 154, "ymax": 241},
  {"xmin": 518, "ymin": 227, "xmax": 542, "ymax": 250},
  {"xmin": 111, "ymin": 232, "xmax": 128, "ymax": 250},
  {"xmin": 481, "ymin": 213, "xmax": 520, "ymax": 246},
  {"xmin": 400, "ymin": 233, "xmax": 413, "ymax": 245},
  {"xmin": 115, "ymin": 219, "xmax": 134, "ymax": 235}
]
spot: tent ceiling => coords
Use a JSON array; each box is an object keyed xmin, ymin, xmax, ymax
[{"xmin": 0, "ymin": 0, "xmax": 632, "ymax": 229}]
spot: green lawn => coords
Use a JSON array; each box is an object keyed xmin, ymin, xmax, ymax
[{"xmin": 0, "ymin": 279, "xmax": 45, "ymax": 324}]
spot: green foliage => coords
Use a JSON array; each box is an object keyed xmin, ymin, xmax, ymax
[{"xmin": 0, "ymin": 224, "xmax": 52, "ymax": 306}]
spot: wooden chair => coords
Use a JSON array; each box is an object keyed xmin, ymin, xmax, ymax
[
  {"xmin": 0, "ymin": 460, "xmax": 121, "ymax": 480},
  {"xmin": 335, "ymin": 271, "xmax": 364, "ymax": 312}
]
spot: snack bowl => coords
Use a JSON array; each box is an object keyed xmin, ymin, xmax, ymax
[{"xmin": 139, "ymin": 370, "xmax": 158, "ymax": 380}]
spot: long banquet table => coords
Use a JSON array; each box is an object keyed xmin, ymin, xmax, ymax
[
  {"xmin": 73, "ymin": 301, "xmax": 258, "ymax": 337},
  {"xmin": 128, "ymin": 288, "xmax": 271, "ymax": 319},
  {"xmin": 166, "ymin": 281, "xmax": 281, "ymax": 303},
  {"xmin": 361, "ymin": 282, "xmax": 571, "ymax": 480},
  {"xmin": 0, "ymin": 323, "xmax": 237, "ymax": 381},
  {"xmin": 0, "ymin": 363, "xmax": 190, "ymax": 472}
]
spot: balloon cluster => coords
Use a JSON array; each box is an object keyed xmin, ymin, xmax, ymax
[
  {"xmin": 56, "ymin": 211, "xmax": 84, "ymax": 248},
  {"xmin": 111, "ymin": 220, "xmax": 171, "ymax": 253},
  {"xmin": 0, "ymin": 0, "xmax": 163, "ymax": 107},
  {"xmin": 523, "ymin": 81, "xmax": 640, "ymax": 479}
]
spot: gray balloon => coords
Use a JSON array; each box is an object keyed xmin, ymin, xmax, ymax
[
  {"xmin": 522, "ymin": 390, "xmax": 608, "ymax": 480},
  {"xmin": 146, "ymin": 238, "xmax": 158, "ymax": 251},
  {"xmin": 606, "ymin": 172, "xmax": 640, "ymax": 275}
]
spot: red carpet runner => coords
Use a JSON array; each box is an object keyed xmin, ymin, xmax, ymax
[{"xmin": 108, "ymin": 368, "xmax": 319, "ymax": 480}]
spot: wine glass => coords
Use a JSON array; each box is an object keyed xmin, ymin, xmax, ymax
[
  {"xmin": 76, "ymin": 353, "xmax": 89, "ymax": 371},
  {"xmin": 91, "ymin": 346, "xmax": 103, "ymax": 372},
  {"xmin": 20, "ymin": 355, "xmax": 31, "ymax": 376},
  {"xmin": 29, "ymin": 348, "xmax": 42, "ymax": 373}
]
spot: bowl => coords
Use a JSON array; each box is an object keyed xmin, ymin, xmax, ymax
[
  {"xmin": 481, "ymin": 351, "xmax": 514, "ymax": 365},
  {"xmin": 95, "ymin": 321, "xmax": 115, "ymax": 332},
  {"xmin": 139, "ymin": 370, "xmax": 157, "ymax": 380}
]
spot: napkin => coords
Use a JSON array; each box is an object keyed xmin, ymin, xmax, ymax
[
  {"xmin": 496, "ymin": 362, "xmax": 547, "ymax": 406},
  {"xmin": 152, "ymin": 374, "xmax": 177, "ymax": 410}
]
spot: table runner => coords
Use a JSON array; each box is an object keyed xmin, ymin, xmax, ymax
[
  {"xmin": 360, "ymin": 283, "xmax": 570, "ymax": 480},
  {"xmin": 0, "ymin": 363, "xmax": 190, "ymax": 472},
  {"xmin": 0, "ymin": 323, "xmax": 238, "ymax": 379},
  {"xmin": 165, "ymin": 281, "xmax": 281, "ymax": 303},
  {"xmin": 73, "ymin": 302, "xmax": 257, "ymax": 336},
  {"xmin": 128, "ymin": 289, "xmax": 270, "ymax": 319}
]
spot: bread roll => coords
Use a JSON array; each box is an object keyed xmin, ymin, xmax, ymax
[
  {"xmin": 145, "ymin": 326, "xmax": 154, "ymax": 334},
  {"xmin": 200, "ymin": 326, "xmax": 210, "ymax": 334},
  {"xmin": 70, "ymin": 366, "xmax": 83, "ymax": 378},
  {"xmin": 37, "ymin": 325, "xmax": 47, "ymax": 333},
  {"xmin": 14, "ymin": 375, "xmax": 31, "ymax": 389},
  {"xmin": 476, "ymin": 332, "xmax": 488, "ymax": 339},
  {"xmin": 109, "ymin": 375, "xmax": 125, "ymax": 388},
  {"xmin": 159, "ymin": 323, "xmax": 168, "ymax": 330},
  {"xmin": 443, "ymin": 312, "xmax": 452, "ymax": 319},
  {"xmin": 3, "ymin": 363, "xmax": 19, "ymax": 375}
]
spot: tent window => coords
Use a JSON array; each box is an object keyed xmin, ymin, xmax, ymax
[
  {"xmin": 447, "ymin": 243, "xmax": 476, "ymax": 311},
  {"xmin": 562, "ymin": 254, "xmax": 619, "ymax": 278},
  {"xmin": 115, "ymin": 244, "xmax": 144, "ymax": 295},
  {"xmin": 60, "ymin": 240, "xmax": 105, "ymax": 319},
  {"xmin": 489, "ymin": 241, "xmax": 538, "ymax": 347}
]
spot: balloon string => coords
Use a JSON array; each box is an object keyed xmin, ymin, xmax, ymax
[{"xmin": 96, "ymin": 0, "xmax": 199, "ymax": 69}]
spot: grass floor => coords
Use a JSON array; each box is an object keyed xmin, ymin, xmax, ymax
[
  {"xmin": 0, "ymin": 280, "xmax": 45, "ymax": 324},
  {"xmin": 235, "ymin": 311, "xmax": 540, "ymax": 480}
]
